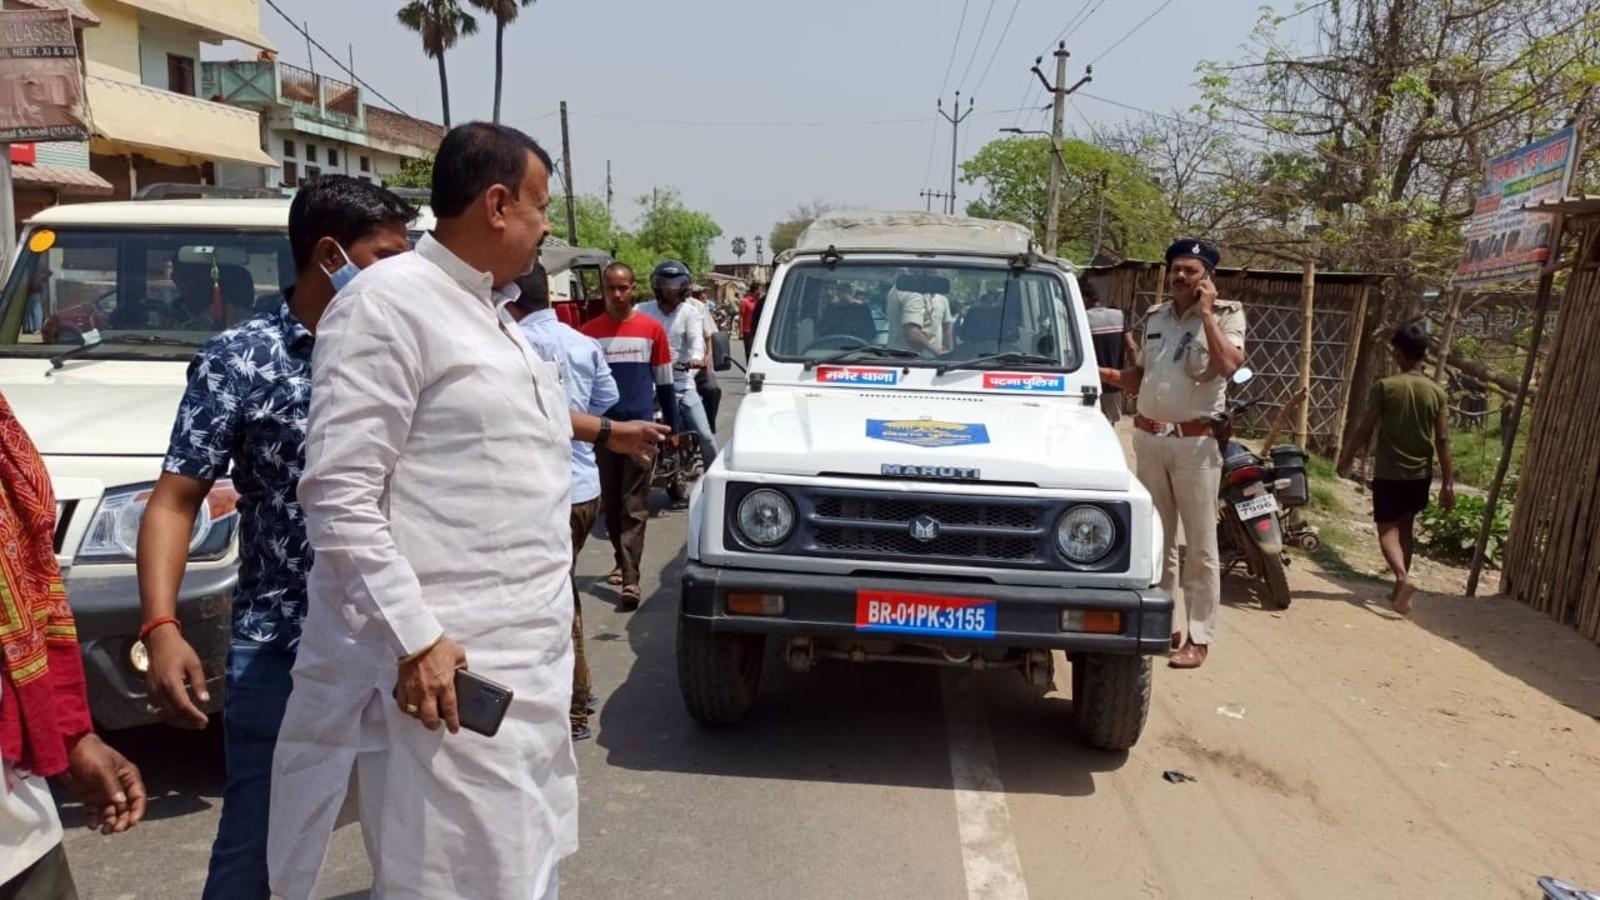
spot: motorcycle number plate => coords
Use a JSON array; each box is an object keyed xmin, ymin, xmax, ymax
[{"xmin": 1234, "ymin": 494, "xmax": 1278, "ymax": 520}]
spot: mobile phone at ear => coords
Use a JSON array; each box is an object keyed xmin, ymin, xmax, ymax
[{"xmin": 454, "ymin": 668, "xmax": 514, "ymax": 737}]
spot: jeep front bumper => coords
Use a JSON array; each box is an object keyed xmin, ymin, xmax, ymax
[{"xmin": 681, "ymin": 562, "xmax": 1173, "ymax": 655}]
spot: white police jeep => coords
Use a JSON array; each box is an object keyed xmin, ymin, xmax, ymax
[{"xmin": 678, "ymin": 212, "xmax": 1171, "ymax": 750}]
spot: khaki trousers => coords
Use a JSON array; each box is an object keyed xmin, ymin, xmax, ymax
[
  {"xmin": 569, "ymin": 498, "xmax": 601, "ymax": 728},
  {"xmin": 1133, "ymin": 430, "xmax": 1223, "ymax": 645}
]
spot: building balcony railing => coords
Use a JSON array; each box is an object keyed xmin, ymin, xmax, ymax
[{"xmin": 202, "ymin": 59, "xmax": 364, "ymax": 131}]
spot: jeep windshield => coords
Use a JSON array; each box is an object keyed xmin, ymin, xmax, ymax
[
  {"xmin": 0, "ymin": 227, "xmax": 294, "ymax": 361},
  {"xmin": 766, "ymin": 261, "xmax": 1079, "ymax": 370}
]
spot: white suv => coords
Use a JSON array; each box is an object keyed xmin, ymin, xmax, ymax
[{"xmin": 679, "ymin": 212, "xmax": 1171, "ymax": 749}]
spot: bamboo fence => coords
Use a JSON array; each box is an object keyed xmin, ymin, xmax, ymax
[
  {"xmin": 1501, "ymin": 209, "xmax": 1600, "ymax": 644},
  {"xmin": 1082, "ymin": 262, "xmax": 1379, "ymax": 455}
]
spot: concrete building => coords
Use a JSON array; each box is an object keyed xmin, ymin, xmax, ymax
[
  {"xmin": 202, "ymin": 57, "xmax": 444, "ymax": 192},
  {"xmin": 78, "ymin": 0, "xmax": 276, "ymax": 196}
]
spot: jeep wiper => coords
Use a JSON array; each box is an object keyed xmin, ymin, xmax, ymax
[
  {"xmin": 936, "ymin": 351, "xmax": 1059, "ymax": 376},
  {"xmin": 802, "ymin": 345, "xmax": 920, "ymax": 371},
  {"xmin": 49, "ymin": 334, "xmax": 201, "ymax": 370}
]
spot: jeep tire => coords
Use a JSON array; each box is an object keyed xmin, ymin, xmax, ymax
[
  {"xmin": 1070, "ymin": 653, "xmax": 1152, "ymax": 751},
  {"xmin": 677, "ymin": 618, "xmax": 765, "ymax": 726}
]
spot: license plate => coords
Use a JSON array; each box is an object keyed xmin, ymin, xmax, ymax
[
  {"xmin": 855, "ymin": 589, "xmax": 996, "ymax": 639},
  {"xmin": 1234, "ymin": 494, "xmax": 1278, "ymax": 520}
]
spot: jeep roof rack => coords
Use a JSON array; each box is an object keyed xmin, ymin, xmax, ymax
[{"xmin": 134, "ymin": 183, "xmax": 285, "ymax": 201}]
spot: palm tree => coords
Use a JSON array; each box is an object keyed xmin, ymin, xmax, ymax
[
  {"xmin": 731, "ymin": 236, "xmax": 747, "ymax": 265},
  {"xmin": 397, "ymin": 0, "xmax": 478, "ymax": 128},
  {"xmin": 467, "ymin": 0, "xmax": 536, "ymax": 124}
]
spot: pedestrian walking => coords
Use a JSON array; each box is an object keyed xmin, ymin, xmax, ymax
[
  {"xmin": 582, "ymin": 263, "xmax": 679, "ymax": 612},
  {"xmin": 267, "ymin": 122, "xmax": 664, "ymax": 900},
  {"xmin": 740, "ymin": 284, "xmax": 761, "ymax": 361},
  {"xmin": 688, "ymin": 283, "xmax": 723, "ymax": 430},
  {"xmin": 510, "ymin": 263, "xmax": 620, "ymax": 741},
  {"xmin": 640, "ymin": 261, "xmax": 719, "ymax": 468},
  {"xmin": 1337, "ymin": 320, "xmax": 1455, "ymax": 616},
  {"xmin": 135, "ymin": 175, "xmax": 415, "ymax": 900},
  {"xmin": 2, "ymin": 394, "xmax": 147, "ymax": 897},
  {"xmin": 1100, "ymin": 238, "xmax": 1246, "ymax": 669},
  {"xmin": 1083, "ymin": 281, "xmax": 1136, "ymax": 425}
]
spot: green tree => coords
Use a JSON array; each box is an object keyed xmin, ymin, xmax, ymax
[
  {"xmin": 548, "ymin": 193, "xmax": 623, "ymax": 249},
  {"xmin": 731, "ymin": 236, "xmax": 747, "ymax": 264},
  {"xmin": 630, "ymin": 187, "xmax": 723, "ymax": 276},
  {"xmin": 384, "ymin": 155, "xmax": 434, "ymax": 189},
  {"xmin": 960, "ymin": 136, "xmax": 1173, "ymax": 261},
  {"xmin": 465, "ymin": 0, "xmax": 535, "ymax": 124},
  {"xmin": 768, "ymin": 201, "xmax": 832, "ymax": 255},
  {"xmin": 397, "ymin": 0, "xmax": 478, "ymax": 128}
]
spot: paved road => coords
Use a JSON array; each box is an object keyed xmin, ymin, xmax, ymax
[{"xmin": 58, "ymin": 371, "xmax": 1600, "ymax": 899}]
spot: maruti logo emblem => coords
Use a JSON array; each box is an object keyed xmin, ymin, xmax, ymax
[{"xmin": 909, "ymin": 515, "xmax": 941, "ymax": 542}]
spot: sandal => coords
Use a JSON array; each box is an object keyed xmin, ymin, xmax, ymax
[
  {"xmin": 618, "ymin": 585, "xmax": 642, "ymax": 611},
  {"xmin": 607, "ymin": 568, "xmax": 623, "ymax": 586}
]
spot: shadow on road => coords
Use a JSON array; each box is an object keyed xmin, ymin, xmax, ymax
[
  {"xmin": 56, "ymin": 721, "xmax": 221, "ymax": 827},
  {"xmin": 595, "ymin": 548, "xmax": 1128, "ymax": 797}
]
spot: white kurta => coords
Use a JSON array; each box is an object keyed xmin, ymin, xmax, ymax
[{"xmin": 267, "ymin": 234, "xmax": 577, "ymax": 900}]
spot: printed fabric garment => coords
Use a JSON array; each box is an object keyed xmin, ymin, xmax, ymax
[
  {"xmin": 0, "ymin": 394, "xmax": 91, "ymax": 779},
  {"xmin": 163, "ymin": 295, "xmax": 314, "ymax": 651},
  {"xmin": 518, "ymin": 309, "xmax": 621, "ymax": 505},
  {"xmin": 580, "ymin": 312, "xmax": 675, "ymax": 425}
]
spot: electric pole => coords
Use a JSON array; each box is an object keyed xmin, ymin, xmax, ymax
[
  {"xmin": 1031, "ymin": 42, "xmax": 1091, "ymax": 253},
  {"xmin": 605, "ymin": 159, "xmax": 613, "ymax": 220},
  {"xmin": 1091, "ymin": 170, "xmax": 1109, "ymax": 260},
  {"xmin": 920, "ymin": 188, "xmax": 951, "ymax": 211},
  {"xmin": 754, "ymin": 235, "xmax": 764, "ymax": 265},
  {"xmin": 937, "ymin": 91, "xmax": 974, "ymax": 215},
  {"xmin": 559, "ymin": 101, "xmax": 578, "ymax": 246}
]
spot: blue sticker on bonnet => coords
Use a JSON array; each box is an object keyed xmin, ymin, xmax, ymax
[{"xmin": 865, "ymin": 419, "xmax": 991, "ymax": 448}]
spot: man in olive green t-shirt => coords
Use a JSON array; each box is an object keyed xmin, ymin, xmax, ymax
[{"xmin": 1337, "ymin": 321, "xmax": 1456, "ymax": 616}]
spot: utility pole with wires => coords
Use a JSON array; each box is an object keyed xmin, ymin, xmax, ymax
[
  {"xmin": 937, "ymin": 92, "xmax": 974, "ymax": 215},
  {"xmin": 920, "ymin": 188, "xmax": 952, "ymax": 212},
  {"xmin": 1091, "ymin": 169, "xmax": 1109, "ymax": 259},
  {"xmin": 605, "ymin": 160, "xmax": 614, "ymax": 220},
  {"xmin": 559, "ymin": 101, "xmax": 578, "ymax": 247},
  {"xmin": 1032, "ymin": 42, "xmax": 1091, "ymax": 254}
]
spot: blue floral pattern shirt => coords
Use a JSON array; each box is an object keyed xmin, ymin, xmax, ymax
[{"xmin": 161, "ymin": 295, "xmax": 313, "ymax": 650}]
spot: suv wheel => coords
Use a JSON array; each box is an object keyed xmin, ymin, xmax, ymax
[
  {"xmin": 1070, "ymin": 653, "xmax": 1151, "ymax": 750},
  {"xmin": 677, "ymin": 618, "xmax": 764, "ymax": 726}
]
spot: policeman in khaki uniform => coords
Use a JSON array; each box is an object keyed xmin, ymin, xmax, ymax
[{"xmin": 1101, "ymin": 239, "xmax": 1245, "ymax": 669}]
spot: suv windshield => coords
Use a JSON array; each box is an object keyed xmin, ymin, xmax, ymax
[
  {"xmin": 766, "ymin": 261, "xmax": 1079, "ymax": 370},
  {"xmin": 0, "ymin": 227, "xmax": 294, "ymax": 360}
]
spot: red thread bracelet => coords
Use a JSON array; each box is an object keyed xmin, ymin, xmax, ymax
[{"xmin": 138, "ymin": 616, "xmax": 181, "ymax": 642}]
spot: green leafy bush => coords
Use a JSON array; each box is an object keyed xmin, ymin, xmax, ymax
[{"xmin": 1418, "ymin": 494, "xmax": 1510, "ymax": 566}]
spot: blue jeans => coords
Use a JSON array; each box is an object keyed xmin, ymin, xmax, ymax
[
  {"xmin": 677, "ymin": 386, "xmax": 718, "ymax": 467},
  {"xmin": 202, "ymin": 640, "xmax": 296, "ymax": 900}
]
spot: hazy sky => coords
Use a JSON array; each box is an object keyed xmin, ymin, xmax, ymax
[{"xmin": 240, "ymin": 0, "xmax": 1278, "ymax": 261}]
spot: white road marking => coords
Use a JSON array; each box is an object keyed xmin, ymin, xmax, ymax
[{"xmin": 941, "ymin": 670, "xmax": 1032, "ymax": 900}]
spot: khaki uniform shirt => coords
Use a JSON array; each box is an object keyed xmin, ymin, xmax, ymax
[{"xmin": 1135, "ymin": 298, "xmax": 1246, "ymax": 423}]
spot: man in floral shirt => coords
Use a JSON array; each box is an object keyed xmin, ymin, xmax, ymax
[{"xmin": 135, "ymin": 176, "xmax": 415, "ymax": 900}]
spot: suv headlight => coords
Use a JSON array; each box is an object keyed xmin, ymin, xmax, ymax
[
  {"xmin": 1054, "ymin": 505, "xmax": 1116, "ymax": 565},
  {"xmin": 78, "ymin": 480, "xmax": 240, "ymax": 564},
  {"xmin": 736, "ymin": 488, "xmax": 795, "ymax": 547}
]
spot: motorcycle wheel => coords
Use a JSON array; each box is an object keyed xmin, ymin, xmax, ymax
[{"xmin": 1246, "ymin": 539, "xmax": 1292, "ymax": 610}]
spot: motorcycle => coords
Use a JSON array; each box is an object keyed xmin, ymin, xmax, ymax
[
  {"xmin": 1210, "ymin": 368, "xmax": 1311, "ymax": 611},
  {"xmin": 652, "ymin": 408, "xmax": 705, "ymax": 507}
]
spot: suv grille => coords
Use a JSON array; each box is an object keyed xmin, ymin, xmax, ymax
[{"xmin": 803, "ymin": 489, "xmax": 1051, "ymax": 568}]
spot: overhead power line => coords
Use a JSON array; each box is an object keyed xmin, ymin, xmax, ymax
[
  {"xmin": 260, "ymin": 0, "xmax": 411, "ymax": 117},
  {"xmin": 572, "ymin": 107, "xmax": 1037, "ymax": 129},
  {"xmin": 1089, "ymin": 0, "xmax": 1178, "ymax": 65},
  {"xmin": 938, "ymin": 0, "xmax": 973, "ymax": 97},
  {"xmin": 956, "ymin": 0, "xmax": 999, "ymax": 90},
  {"xmin": 970, "ymin": 0, "xmax": 1026, "ymax": 97}
]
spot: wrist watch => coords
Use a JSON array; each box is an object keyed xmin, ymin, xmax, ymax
[{"xmin": 596, "ymin": 416, "xmax": 613, "ymax": 449}]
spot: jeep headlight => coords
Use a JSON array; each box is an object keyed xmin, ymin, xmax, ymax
[
  {"xmin": 78, "ymin": 480, "xmax": 240, "ymax": 564},
  {"xmin": 1055, "ymin": 505, "xmax": 1115, "ymax": 565},
  {"xmin": 736, "ymin": 488, "xmax": 795, "ymax": 547}
]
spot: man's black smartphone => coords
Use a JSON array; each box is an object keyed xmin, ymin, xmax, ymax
[{"xmin": 454, "ymin": 668, "xmax": 514, "ymax": 737}]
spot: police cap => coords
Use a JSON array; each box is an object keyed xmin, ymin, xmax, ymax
[{"xmin": 1165, "ymin": 238, "xmax": 1221, "ymax": 271}]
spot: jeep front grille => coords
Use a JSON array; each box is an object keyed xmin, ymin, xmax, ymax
[{"xmin": 803, "ymin": 488, "xmax": 1051, "ymax": 568}]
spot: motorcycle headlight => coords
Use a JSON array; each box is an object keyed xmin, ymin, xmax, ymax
[
  {"xmin": 1054, "ymin": 505, "xmax": 1116, "ymax": 565},
  {"xmin": 736, "ymin": 488, "xmax": 795, "ymax": 547},
  {"xmin": 78, "ymin": 480, "xmax": 240, "ymax": 564}
]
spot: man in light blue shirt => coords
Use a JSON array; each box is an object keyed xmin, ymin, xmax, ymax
[{"xmin": 512, "ymin": 264, "xmax": 619, "ymax": 741}]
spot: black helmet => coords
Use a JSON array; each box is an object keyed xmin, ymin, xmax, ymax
[{"xmin": 651, "ymin": 259, "xmax": 691, "ymax": 287}]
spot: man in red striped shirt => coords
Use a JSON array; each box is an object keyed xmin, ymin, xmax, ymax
[{"xmin": 581, "ymin": 264, "xmax": 678, "ymax": 610}]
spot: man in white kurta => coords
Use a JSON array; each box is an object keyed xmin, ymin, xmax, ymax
[{"xmin": 268, "ymin": 124, "xmax": 578, "ymax": 900}]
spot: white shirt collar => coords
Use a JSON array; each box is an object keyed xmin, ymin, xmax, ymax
[{"xmin": 416, "ymin": 233, "xmax": 523, "ymax": 309}]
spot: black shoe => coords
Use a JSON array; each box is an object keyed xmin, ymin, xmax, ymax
[{"xmin": 571, "ymin": 723, "xmax": 593, "ymax": 742}]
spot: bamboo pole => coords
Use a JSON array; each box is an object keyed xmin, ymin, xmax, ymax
[
  {"xmin": 1432, "ymin": 287, "xmax": 1463, "ymax": 383},
  {"xmin": 1331, "ymin": 282, "xmax": 1372, "ymax": 461},
  {"xmin": 1296, "ymin": 250, "xmax": 1317, "ymax": 446}
]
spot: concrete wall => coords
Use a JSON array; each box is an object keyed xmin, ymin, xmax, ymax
[
  {"xmin": 82, "ymin": 0, "xmax": 141, "ymax": 82},
  {"xmin": 136, "ymin": 20, "xmax": 200, "ymax": 93}
]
